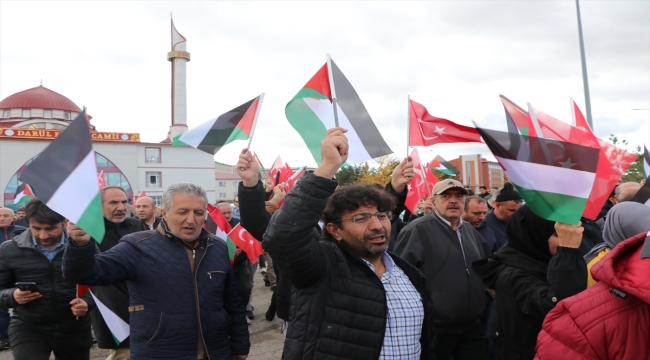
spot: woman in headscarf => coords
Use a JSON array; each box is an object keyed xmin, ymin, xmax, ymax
[
  {"xmin": 583, "ymin": 201, "xmax": 650, "ymax": 287},
  {"xmin": 473, "ymin": 205, "xmax": 587, "ymax": 360}
]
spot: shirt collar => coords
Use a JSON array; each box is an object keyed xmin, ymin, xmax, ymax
[
  {"xmin": 433, "ymin": 210, "xmax": 463, "ymax": 228},
  {"xmin": 31, "ymin": 231, "xmax": 66, "ymax": 249},
  {"xmin": 361, "ymin": 252, "xmax": 395, "ymax": 274}
]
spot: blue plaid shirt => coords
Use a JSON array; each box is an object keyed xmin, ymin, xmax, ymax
[
  {"xmin": 362, "ymin": 253, "xmax": 424, "ymax": 359},
  {"xmin": 31, "ymin": 233, "xmax": 65, "ymax": 261}
]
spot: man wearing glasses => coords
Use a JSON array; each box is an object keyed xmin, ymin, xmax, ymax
[
  {"xmin": 261, "ymin": 128, "xmax": 434, "ymax": 359},
  {"xmin": 394, "ymin": 179, "xmax": 491, "ymax": 360}
]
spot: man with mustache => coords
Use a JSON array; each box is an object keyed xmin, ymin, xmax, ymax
[
  {"xmin": 262, "ymin": 128, "xmax": 434, "ymax": 359},
  {"xmin": 394, "ymin": 179, "xmax": 491, "ymax": 360},
  {"xmin": 88, "ymin": 186, "xmax": 147, "ymax": 360}
]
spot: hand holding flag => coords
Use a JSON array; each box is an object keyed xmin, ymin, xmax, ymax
[
  {"xmin": 236, "ymin": 149, "xmax": 260, "ymax": 187},
  {"xmin": 390, "ymin": 157, "xmax": 414, "ymax": 193}
]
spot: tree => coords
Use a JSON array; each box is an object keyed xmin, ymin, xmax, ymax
[
  {"xmin": 336, "ymin": 164, "xmax": 364, "ymax": 186},
  {"xmin": 357, "ymin": 156, "xmax": 400, "ymax": 186}
]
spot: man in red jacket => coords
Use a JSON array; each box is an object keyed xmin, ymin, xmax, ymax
[{"xmin": 535, "ymin": 231, "xmax": 650, "ymax": 359}]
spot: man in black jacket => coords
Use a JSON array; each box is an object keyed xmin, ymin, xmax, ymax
[
  {"xmin": 92, "ymin": 186, "xmax": 147, "ymax": 359},
  {"xmin": 394, "ymin": 179, "xmax": 491, "ymax": 360},
  {"xmin": 262, "ymin": 128, "xmax": 434, "ymax": 360},
  {"xmin": 0, "ymin": 199, "xmax": 94, "ymax": 360}
]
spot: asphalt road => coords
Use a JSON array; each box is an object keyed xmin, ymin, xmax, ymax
[{"xmin": 0, "ymin": 270, "xmax": 285, "ymax": 360}]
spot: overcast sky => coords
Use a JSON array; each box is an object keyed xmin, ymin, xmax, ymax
[{"xmin": 1, "ymin": 1, "xmax": 648, "ymax": 167}]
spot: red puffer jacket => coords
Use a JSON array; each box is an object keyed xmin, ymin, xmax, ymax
[{"xmin": 535, "ymin": 232, "xmax": 650, "ymax": 359}]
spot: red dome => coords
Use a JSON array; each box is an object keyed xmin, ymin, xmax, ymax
[{"xmin": 0, "ymin": 85, "xmax": 81, "ymax": 112}]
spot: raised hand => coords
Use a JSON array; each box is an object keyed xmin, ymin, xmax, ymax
[
  {"xmin": 236, "ymin": 148, "xmax": 260, "ymax": 187},
  {"xmin": 391, "ymin": 156, "xmax": 414, "ymax": 193},
  {"xmin": 268, "ymin": 184, "xmax": 287, "ymax": 207},
  {"xmin": 67, "ymin": 223, "xmax": 91, "ymax": 245},
  {"xmin": 313, "ymin": 127, "xmax": 349, "ymax": 179},
  {"xmin": 555, "ymin": 222, "xmax": 583, "ymax": 249}
]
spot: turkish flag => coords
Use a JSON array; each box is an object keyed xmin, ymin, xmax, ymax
[
  {"xmin": 424, "ymin": 162, "xmax": 440, "ymax": 187},
  {"xmin": 405, "ymin": 149, "xmax": 431, "ymax": 214},
  {"xmin": 268, "ymin": 156, "xmax": 294, "ymax": 186},
  {"xmin": 409, "ymin": 99, "xmax": 482, "ymax": 146},
  {"xmin": 228, "ymin": 223, "xmax": 264, "ymax": 264},
  {"xmin": 97, "ymin": 171, "xmax": 106, "ymax": 188}
]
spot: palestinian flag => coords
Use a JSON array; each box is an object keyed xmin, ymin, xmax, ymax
[
  {"xmin": 285, "ymin": 59, "xmax": 392, "ymax": 165},
  {"xmin": 173, "ymin": 95, "xmax": 262, "ymax": 155},
  {"xmin": 475, "ymin": 125, "xmax": 600, "ymax": 224},
  {"xmin": 205, "ymin": 204, "xmax": 236, "ymax": 265},
  {"xmin": 18, "ymin": 110, "xmax": 105, "ymax": 241},
  {"xmin": 91, "ymin": 292, "xmax": 130, "ymax": 345},
  {"xmin": 643, "ymin": 145, "xmax": 650, "ymax": 177},
  {"xmin": 13, "ymin": 183, "xmax": 35, "ymax": 206},
  {"xmin": 430, "ymin": 155, "xmax": 459, "ymax": 176}
]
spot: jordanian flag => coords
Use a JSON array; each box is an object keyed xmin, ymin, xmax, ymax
[
  {"xmin": 285, "ymin": 58, "xmax": 392, "ymax": 165},
  {"xmin": 173, "ymin": 95, "xmax": 262, "ymax": 155},
  {"xmin": 476, "ymin": 125, "xmax": 600, "ymax": 224},
  {"xmin": 13, "ymin": 183, "xmax": 35, "ymax": 206},
  {"xmin": 18, "ymin": 110, "xmax": 105, "ymax": 241},
  {"xmin": 205, "ymin": 204, "xmax": 236, "ymax": 265},
  {"xmin": 430, "ymin": 155, "xmax": 459, "ymax": 176}
]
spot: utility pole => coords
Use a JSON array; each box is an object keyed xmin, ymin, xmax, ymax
[{"xmin": 576, "ymin": 0, "xmax": 594, "ymax": 130}]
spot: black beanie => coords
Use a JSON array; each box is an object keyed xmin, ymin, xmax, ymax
[{"xmin": 496, "ymin": 182, "xmax": 522, "ymax": 202}]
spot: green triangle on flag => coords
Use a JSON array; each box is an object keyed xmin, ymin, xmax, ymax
[
  {"xmin": 18, "ymin": 109, "xmax": 105, "ymax": 242},
  {"xmin": 13, "ymin": 183, "xmax": 35, "ymax": 206}
]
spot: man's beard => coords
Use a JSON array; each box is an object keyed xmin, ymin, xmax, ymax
[{"xmin": 362, "ymin": 230, "xmax": 388, "ymax": 256}]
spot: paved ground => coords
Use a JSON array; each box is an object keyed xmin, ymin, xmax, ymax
[{"xmin": 0, "ymin": 270, "xmax": 285, "ymax": 360}]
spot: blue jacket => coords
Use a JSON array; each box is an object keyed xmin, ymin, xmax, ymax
[
  {"xmin": 63, "ymin": 223, "xmax": 250, "ymax": 360},
  {"xmin": 0, "ymin": 224, "xmax": 26, "ymax": 242}
]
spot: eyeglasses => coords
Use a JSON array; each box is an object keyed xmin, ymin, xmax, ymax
[
  {"xmin": 339, "ymin": 211, "xmax": 392, "ymax": 225},
  {"xmin": 437, "ymin": 193, "xmax": 466, "ymax": 200}
]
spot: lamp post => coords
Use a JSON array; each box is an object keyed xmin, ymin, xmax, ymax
[{"xmin": 576, "ymin": 0, "xmax": 594, "ymax": 130}]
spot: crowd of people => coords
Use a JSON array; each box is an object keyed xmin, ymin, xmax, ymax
[{"xmin": 0, "ymin": 127, "xmax": 649, "ymax": 359}]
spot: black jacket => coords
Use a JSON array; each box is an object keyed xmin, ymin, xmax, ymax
[
  {"xmin": 264, "ymin": 172, "xmax": 435, "ymax": 360},
  {"xmin": 473, "ymin": 245, "xmax": 587, "ymax": 360},
  {"xmin": 0, "ymin": 229, "xmax": 94, "ymax": 330},
  {"xmin": 394, "ymin": 213, "xmax": 491, "ymax": 333},
  {"xmin": 92, "ymin": 217, "xmax": 148, "ymax": 349},
  {"xmin": 238, "ymin": 180, "xmax": 292, "ymax": 321},
  {"xmin": 484, "ymin": 211, "xmax": 507, "ymax": 251}
]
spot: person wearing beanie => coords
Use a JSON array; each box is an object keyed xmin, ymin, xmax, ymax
[{"xmin": 484, "ymin": 183, "xmax": 523, "ymax": 250}]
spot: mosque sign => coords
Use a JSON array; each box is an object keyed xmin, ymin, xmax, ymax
[{"xmin": 0, "ymin": 128, "xmax": 140, "ymax": 142}]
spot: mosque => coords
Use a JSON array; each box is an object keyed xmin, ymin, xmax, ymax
[{"xmin": 0, "ymin": 20, "xmax": 217, "ymax": 209}]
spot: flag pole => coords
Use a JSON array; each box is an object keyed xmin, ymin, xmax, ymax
[
  {"xmin": 527, "ymin": 103, "xmax": 553, "ymax": 165},
  {"xmin": 246, "ymin": 92, "xmax": 265, "ymax": 151},
  {"xmin": 326, "ymin": 54, "xmax": 339, "ymax": 127},
  {"xmin": 406, "ymin": 95, "xmax": 410, "ymax": 158}
]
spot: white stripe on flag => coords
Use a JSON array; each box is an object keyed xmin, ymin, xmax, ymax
[
  {"xmin": 216, "ymin": 228, "xmax": 227, "ymax": 243},
  {"xmin": 496, "ymin": 156, "xmax": 595, "ymax": 198},
  {"xmin": 91, "ymin": 292, "xmax": 130, "ymax": 343},
  {"xmin": 304, "ymin": 98, "xmax": 372, "ymax": 164},
  {"xmin": 46, "ymin": 151, "xmax": 99, "ymax": 223},
  {"xmin": 178, "ymin": 118, "xmax": 216, "ymax": 148}
]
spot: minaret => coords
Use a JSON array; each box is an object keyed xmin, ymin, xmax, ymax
[{"xmin": 167, "ymin": 18, "xmax": 190, "ymax": 140}]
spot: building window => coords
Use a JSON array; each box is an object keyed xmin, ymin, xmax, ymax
[
  {"xmin": 2, "ymin": 110, "xmax": 10, "ymax": 118},
  {"xmin": 233, "ymin": 181, "xmax": 239, "ymax": 187},
  {"xmin": 219, "ymin": 181, "xmax": 226, "ymax": 187},
  {"xmin": 22, "ymin": 109, "xmax": 30, "ymax": 118},
  {"xmin": 146, "ymin": 172, "xmax": 162, "ymax": 188},
  {"xmin": 145, "ymin": 147, "xmax": 161, "ymax": 164},
  {"xmin": 43, "ymin": 110, "xmax": 52, "ymax": 118},
  {"xmin": 219, "ymin": 192, "xmax": 226, "ymax": 198},
  {"xmin": 150, "ymin": 196, "xmax": 162, "ymax": 207},
  {"xmin": 64, "ymin": 112, "xmax": 71, "ymax": 120}
]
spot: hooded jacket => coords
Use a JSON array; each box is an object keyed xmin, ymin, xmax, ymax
[
  {"xmin": 535, "ymin": 232, "xmax": 650, "ymax": 360},
  {"xmin": 473, "ymin": 205, "xmax": 587, "ymax": 360}
]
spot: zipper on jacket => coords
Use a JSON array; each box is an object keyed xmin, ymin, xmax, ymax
[{"xmin": 193, "ymin": 241, "xmax": 209, "ymax": 360}]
